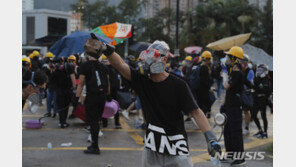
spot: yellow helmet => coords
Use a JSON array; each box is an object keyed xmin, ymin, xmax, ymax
[
  {"xmin": 225, "ymin": 46, "xmax": 244, "ymax": 59},
  {"xmin": 101, "ymin": 54, "xmax": 108, "ymax": 61},
  {"xmin": 22, "ymin": 56, "xmax": 31, "ymax": 68},
  {"xmin": 68, "ymin": 55, "xmax": 76, "ymax": 63},
  {"xmin": 32, "ymin": 50, "xmax": 40, "ymax": 57},
  {"xmin": 185, "ymin": 56, "xmax": 192, "ymax": 61},
  {"xmin": 201, "ymin": 51, "xmax": 212, "ymax": 59},
  {"xmin": 166, "ymin": 63, "xmax": 170, "ymax": 67},
  {"xmin": 46, "ymin": 52, "xmax": 54, "ymax": 58},
  {"xmin": 29, "ymin": 53, "xmax": 34, "ymax": 59}
]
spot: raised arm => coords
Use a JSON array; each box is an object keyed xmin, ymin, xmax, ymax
[{"xmin": 107, "ymin": 52, "xmax": 131, "ymax": 81}]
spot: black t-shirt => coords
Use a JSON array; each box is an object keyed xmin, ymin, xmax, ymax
[
  {"xmin": 79, "ymin": 60, "xmax": 109, "ymax": 95},
  {"xmin": 54, "ymin": 63, "xmax": 75, "ymax": 90},
  {"xmin": 130, "ymin": 67, "xmax": 199, "ymax": 156},
  {"xmin": 225, "ymin": 71, "xmax": 243, "ymax": 107}
]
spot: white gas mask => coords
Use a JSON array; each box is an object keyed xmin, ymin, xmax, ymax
[
  {"xmin": 139, "ymin": 40, "xmax": 170, "ymax": 75},
  {"xmin": 256, "ymin": 64, "xmax": 269, "ymax": 78}
]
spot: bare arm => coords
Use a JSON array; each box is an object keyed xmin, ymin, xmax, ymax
[
  {"xmin": 189, "ymin": 108, "xmax": 211, "ymax": 133},
  {"xmin": 70, "ymin": 73, "xmax": 76, "ymax": 89},
  {"xmin": 107, "ymin": 52, "xmax": 131, "ymax": 81},
  {"xmin": 76, "ymin": 75, "xmax": 85, "ymax": 97}
]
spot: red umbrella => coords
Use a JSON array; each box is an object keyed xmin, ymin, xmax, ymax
[{"xmin": 184, "ymin": 46, "xmax": 203, "ymax": 54}]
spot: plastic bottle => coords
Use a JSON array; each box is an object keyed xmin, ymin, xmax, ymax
[
  {"xmin": 210, "ymin": 156, "xmax": 221, "ymax": 167},
  {"xmin": 47, "ymin": 142, "xmax": 52, "ymax": 149}
]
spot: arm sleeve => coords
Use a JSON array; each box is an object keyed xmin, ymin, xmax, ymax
[
  {"xmin": 79, "ymin": 63, "xmax": 87, "ymax": 76},
  {"xmin": 129, "ymin": 66, "xmax": 142, "ymax": 92},
  {"xmin": 179, "ymin": 81, "xmax": 199, "ymax": 115}
]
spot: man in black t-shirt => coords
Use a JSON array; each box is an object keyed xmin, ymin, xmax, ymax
[
  {"xmin": 84, "ymin": 36, "xmax": 221, "ymax": 166},
  {"xmin": 75, "ymin": 51, "xmax": 110, "ymax": 155}
]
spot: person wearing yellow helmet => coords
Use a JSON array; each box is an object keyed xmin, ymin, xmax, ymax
[
  {"xmin": 46, "ymin": 52, "xmax": 54, "ymax": 58},
  {"xmin": 31, "ymin": 50, "xmax": 43, "ymax": 71},
  {"xmin": 195, "ymin": 51, "xmax": 214, "ymax": 119},
  {"xmin": 183, "ymin": 56, "xmax": 193, "ymax": 82},
  {"xmin": 221, "ymin": 46, "xmax": 246, "ymax": 166},
  {"xmin": 29, "ymin": 53, "xmax": 34, "ymax": 59},
  {"xmin": 68, "ymin": 55, "xmax": 77, "ymax": 64},
  {"xmin": 22, "ymin": 56, "xmax": 31, "ymax": 69}
]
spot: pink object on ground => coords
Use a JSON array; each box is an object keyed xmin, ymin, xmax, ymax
[
  {"xmin": 102, "ymin": 100, "xmax": 119, "ymax": 118},
  {"xmin": 25, "ymin": 120, "xmax": 43, "ymax": 129}
]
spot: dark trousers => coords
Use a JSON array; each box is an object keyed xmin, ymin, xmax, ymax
[
  {"xmin": 56, "ymin": 89, "xmax": 72, "ymax": 124},
  {"xmin": 102, "ymin": 91, "xmax": 120, "ymax": 126},
  {"xmin": 223, "ymin": 106, "xmax": 244, "ymax": 159},
  {"xmin": 85, "ymin": 93, "xmax": 106, "ymax": 147},
  {"xmin": 251, "ymin": 103, "xmax": 268, "ymax": 132}
]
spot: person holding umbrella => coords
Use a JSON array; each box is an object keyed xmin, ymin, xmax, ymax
[{"xmin": 84, "ymin": 36, "xmax": 221, "ymax": 166}]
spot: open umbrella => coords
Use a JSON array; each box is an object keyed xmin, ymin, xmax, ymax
[
  {"xmin": 129, "ymin": 42, "xmax": 151, "ymax": 52},
  {"xmin": 49, "ymin": 31, "xmax": 112, "ymax": 57},
  {"xmin": 184, "ymin": 46, "xmax": 203, "ymax": 54},
  {"xmin": 241, "ymin": 43, "xmax": 273, "ymax": 70},
  {"xmin": 206, "ymin": 33, "xmax": 251, "ymax": 51}
]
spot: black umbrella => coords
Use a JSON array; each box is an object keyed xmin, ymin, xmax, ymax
[{"xmin": 129, "ymin": 42, "xmax": 151, "ymax": 52}]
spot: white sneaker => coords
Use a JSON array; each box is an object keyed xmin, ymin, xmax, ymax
[
  {"xmin": 243, "ymin": 129, "xmax": 249, "ymax": 135},
  {"xmin": 87, "ymin": 134, "xmax": 92, "ymax": 142},
  {"xmin": 121, "ymin": 110, "xmax": 130, "ymax": 120},
  {"xmin": 99, "ymin": 130, "xmax": 103, "ymax": 137}
]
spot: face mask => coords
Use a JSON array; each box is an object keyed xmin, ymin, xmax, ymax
[
  {"xmin": 139, "ymin": 49, "xmax": 166, "ymax": 74},
  {"xmin": 256, "ymin": 68, "xmax": 267, "ymax": 78},
  {"xmin": 225, "ymin": 55, "xmax": 231, "ymax": 65},
  {"xmin": 248, "ymin": 63, "xmax": 253, "ymax": 69}
]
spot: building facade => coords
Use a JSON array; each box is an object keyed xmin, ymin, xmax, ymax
[
  {"xmin": 22, "ymin": 9, "xmax": 71, "ymax": 45},
  {"xmin": 22, "ymin": 0, "xmax": 34, "ymax": 11}
]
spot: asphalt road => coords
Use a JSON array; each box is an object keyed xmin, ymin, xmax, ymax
[{"xmin": 22, "ymin": 95, "xmax": 273, "ymax": 167}]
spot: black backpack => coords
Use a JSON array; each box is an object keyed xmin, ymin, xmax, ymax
[
  {"xmin": 87, "ymin": 62, "xmax": 109, "ymax": 94},
  {"xmin": 189, "ymin": 65, "xmax": 201, "ymax": 90}
]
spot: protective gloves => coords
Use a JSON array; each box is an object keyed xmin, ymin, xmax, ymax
[{"xmin": 204, "ymin": 131, "xmax": 222, "ymax": 157}]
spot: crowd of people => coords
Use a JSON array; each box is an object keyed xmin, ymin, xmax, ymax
[{"xmin": 22, "ymin": 37, "xmax": 273, "ymax": 166}]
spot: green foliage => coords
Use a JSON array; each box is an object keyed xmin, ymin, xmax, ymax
[{"xmin": 71, "ymin": 0, "xmax": 273, "ymax": 55}]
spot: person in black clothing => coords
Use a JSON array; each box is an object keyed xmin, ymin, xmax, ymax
[
  {"xmin": 53, "ymin": 57, "xmax": 76, "ymax": 128},
  {"xmin": 30, "ymin": 51, "xmax": 43, "ymax": 72},
  {"xmin": 221, "ymin": 46, "xmax": 246, "ymax": 166},
  {"xmin": 197, "ymin": 51, "xmax": 213, "ymax": 118},
  {"xmin": 84, "ymin": 37, "xmax": 221, "ymax": 166},
  {"xmin": 75, "ymin": 46, "xmax": 111, "ymax": 154},
  {"xmin": 252, "ymin": 64, "xmax": 272, "ymax": 139},
  {"xmin": 100, "ymin": 54, "xmax": 122, "ymax": 129},
  {"xmin": 183, "ymin": 56, "xmax": 193, "ymax": 83},
  {"xmin": 42, "ymin": 55, "xmax": 58, "ymax": 118}
]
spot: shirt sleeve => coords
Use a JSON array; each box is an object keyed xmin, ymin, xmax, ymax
[
  {"xmin": 79, "ymin": 63, "xmax": 87, "ymax": 76},
  {"xmin": 247, "ymin": 70, "xmax": 254, "ymax": 83},
  {"xmin": 129, "ymin": 66, "xmax": 142, "ymax": 92},
  {"xmin": 179, "ymin": 81, "xmax": 199, "ymax": 115}
]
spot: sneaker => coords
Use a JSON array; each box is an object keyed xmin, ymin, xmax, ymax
[
  {"xmin": 259, "ymin": 132, "xmax": 268, "ymax": 139},
  {"xmin": 52, "ymin": 113, "xmax": 56, "ymax": 118},
  {"xmin": 115, "ymin": 124, "xmax": 122, "ymax": 129},
  {"xmin": 231, "ymin": 160, "xmax": 246, "ymax": 166},
  {"xmin": 87, "ymin": 134, "xmax": 92, "ymax": 142},
  {"xmin": 253, "ymin": 130, "xmax": 263, "ymax": 138},
  {"xmin": 84, "ymin": 146, "xmax": 100, "ymax": 155},
  {"xmin": 69, "ymin": 114, "xmax": 76, "ymax": 119},
  {"xmin": 84, "ymin": 126, "xmax": 91, "ymax": 133},
  {"xmin": 99, "ymin": 130, "xmax": 104, "ymax": 137},
  {"xmin": 121, "ymin": 110, "xmax": 130, "ymax": 120},
  {"xmin": 242, "ymin": 129, "xmax": 249, "ymax": 135},
  {"xmin": 59, "ymin": 123, "xmax": 70, "ymax": 128},
  {"xmin": 44, "ymin": 113, "xmax": 51, "ymax": 117}
]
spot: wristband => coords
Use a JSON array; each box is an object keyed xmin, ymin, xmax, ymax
[{"xmin": 102, "ymin": 44, "xmax": 115, "ymax": 57}]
